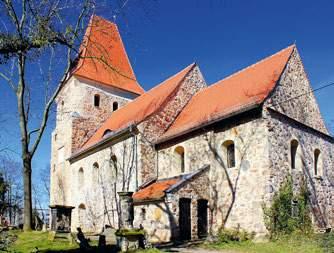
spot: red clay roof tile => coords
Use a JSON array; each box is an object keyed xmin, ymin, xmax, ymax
[
  {"xmin": 72, "ymin": 15, "xmax": 144, "ymax": 95},
  {"xmin": 133, "ymin": 178, "xmax": 181, "ymax": 202},
  {"xmin": 160, "ymin": 45, "xmax": 295, "ymax": 141}
]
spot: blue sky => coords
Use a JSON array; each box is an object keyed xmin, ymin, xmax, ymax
[{"xmin": 1, "ymin": 0, "xmax": 334, "ymax": 203}]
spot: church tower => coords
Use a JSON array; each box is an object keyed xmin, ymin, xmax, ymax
[{"xmin": 50, "ymin": 15, "xmax": 144, "ymax": 207}]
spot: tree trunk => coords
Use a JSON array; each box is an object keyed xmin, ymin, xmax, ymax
[{"xmin": 23, "ymin": 155, "xmax": 32, "ymax": 231}]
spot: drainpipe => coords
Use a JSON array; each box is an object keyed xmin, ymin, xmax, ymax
[{"xmin": 129, "ymin": 126, "xmax": 138, "ymax": 191}]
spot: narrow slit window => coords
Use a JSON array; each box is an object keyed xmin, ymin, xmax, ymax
[
  {"xmin": 314, "ymin": 149, "xmax": 321, "ymax": 176},
  {"xmin": 94, "ymin": 94, "xmax": 100, "ymax": 107},
  {"xmin": 291, "ymin": 140, "xmax": 298, "ymax": 169},
  {"xmin": 113, "ymin": 102, "xmax": 118, "ymax": 111},
  {"xmin": 223, "ymin": 141, "xmax": 235, "ymax": 168}
]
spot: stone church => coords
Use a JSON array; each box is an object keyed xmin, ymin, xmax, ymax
[{"xmin": 50, "ymin": 15, "xmax": 334, "ymax": 242}]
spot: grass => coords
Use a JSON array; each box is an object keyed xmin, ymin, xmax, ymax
[
  {"xmin": 6, "ymin": 230, "xmax": 159, "ymax": 253},
  {"xmin": 8, "ymin": 231, "xmax": 79, "ymax": 253},
  {"xmin": 202, "ymin": 233, "xmax": 334, "ymax": 253},
  {"xmin": 6, "ymin": 230, "xmax": 334, "ymax": 253}
]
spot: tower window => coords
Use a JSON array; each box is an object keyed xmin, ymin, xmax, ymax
[
  {"xmin": 78, "ymin": 167, "xmax": 84, "ymax": 188},
  {"xmin": 94, "ymin": 94, "xmax": 100, "ymax": 107},
  {"xmin": 113, "ymin": 101, "xmax": 118, "ymax": 111}
]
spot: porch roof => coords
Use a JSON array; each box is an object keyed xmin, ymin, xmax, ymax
[{"xmin": 133, "ymin": 165, "xmax": 209, "ymax": 203}]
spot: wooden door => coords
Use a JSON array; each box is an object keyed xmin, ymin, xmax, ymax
[
  {"xmin": 197, "ymin": 199, "xmax": 208, "ymax": 238},
  {"xmin": 179, "ymin": 198, "xmax": 191, "ymax": 240}
]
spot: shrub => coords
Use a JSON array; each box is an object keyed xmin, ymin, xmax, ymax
[
  {"xmin": 217, "ymin": 227, "xmax": 254, "ymax": 243},
  {"xmin": 263, "ymin": 175, "xmax": 312, "ymax": 238}
]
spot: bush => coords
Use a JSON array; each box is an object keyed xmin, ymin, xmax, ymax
[
  {"xmin": 263, "ymin": 175, "xmax": 312, "ymax": 238},
  {"xmin": 217, "ymin": 227, "xmax": 254, "ymax": 243}
]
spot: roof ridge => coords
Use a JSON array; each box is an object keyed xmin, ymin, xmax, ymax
[
  {"xmin": 112, "ymin": 21, "xmax": 140, "ymax": 87},
  {"xmin": 148, "ymin": 63, "xmax": 196, "ymax": 93},
  {"xmin": 72, "ymin": 15, "xmax": 95, "ymax": 74},
  {"xmin": 213, "ymin": 44, "xmax": 295, "ymax": 86},
  {"xmin": 79, "ymin": 63, "xmax": 196, "ymax": 150},
  {"xmin": 91, "ymin": 14, "xmax": 116, "ymax": 25},
  {"xmin": 120, "ymin": 62, "xmax": 195, "ymax": 106}
]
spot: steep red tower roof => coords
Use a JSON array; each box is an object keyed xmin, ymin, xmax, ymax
[
  {"xmin": 161, "ymin": 45, "xmax": 295, "ymax": 141},
  {"xmin": 72, "ymin": 15, "xmax": 144, "ymax": 95}
]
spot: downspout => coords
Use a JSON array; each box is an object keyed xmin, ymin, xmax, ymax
[
  {"xmin": 129, "ymin": 125, "xmax": 138, "ymax": 190},
  {"xmin": 156, "ymin": 149, "xmax": 159, "ymax": 179}
]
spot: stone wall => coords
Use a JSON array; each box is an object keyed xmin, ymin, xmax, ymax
[
  {"xmin": 68, "ymin": 135, "xmax": 138, "ymax": 232},
  {"xmin": 134, "ymin": 168, "xmax": 210, "ymax": 242},
  {"xmin": 50, "ymin": 76, "xmax": 136, "ymax": 225},
  {"xmin": 264, "ymin": 109, "xmax": 334, "ymax": 229},
  {"xmin": 265, "ymin": 48, "xmax": 328, "ymax": 134},
  {"xmin": 134, "ymin": 202, "xmax": 174, "ymax": 243},
  {"xmin": 157, "ymin": 116, "xmax": 270, "ymax": 238},
  {"xmin": 264, "ymin": 49, "xmax": 334, "ymax": 230},
  {"xmin": 138, "ymin": 66, "xmax": 207, "ymax": 183}
]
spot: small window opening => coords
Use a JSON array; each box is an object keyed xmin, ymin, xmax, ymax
[
  {"xmin": 175, "ymin": 146, "xmax": 185, "ymax": 172},
  {"xmin": 223, "ymin": 140, "xmax": 235, "ymax": 168},
  {"xmin": 94, "ymin": 94, "xmax": 100, "ymax": 107},
  {"xmin": 113, "ymin": 101, "xmax": 118, "ymax": 111},
  {"xmin": 291, "ymin": 140, "xmax": 299, "ymax": 169},
  {"xmin": 291, "ymin": 200, "xmax": 299, "ymax": 218},
  {"xmin": 314, "ymin": 149, "xmax": 321, "ymax": 176},
  {"xmin": 141, "ymin": 208, "xmax": 146, "ymax": 220},
  {"xmin": 78, "ymin": 203, "xmax": 86, "ymax": 210},
  {"xmin": 103, "ymin": 129, "xmax": 113, "ymax": 137},
  {"xmin": 78, "ymin": 167, "xmax": 84, "ymax": 187},
  {"xmin": 93, "ymin": 162, "xmax": 99, "ymax": 181}
]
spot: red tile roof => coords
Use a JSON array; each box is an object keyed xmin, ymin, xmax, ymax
[
  {"xmin": 133, "ymin": 178, "xmax": 181, "ymax": 202},
  {"xmin": 72, "ymin": 15, "xmax": 144, "ymax": 95},
  {"xmin": 81, "ymin": 63, "xmax": 196, "ymax": 149},
  {"xmin": 160, "ymin": 45, "xmax": 295, "ymax": 141},
  {"xmin": 133, "ymin": 165, "xmax": 209, "ymax": 202}
]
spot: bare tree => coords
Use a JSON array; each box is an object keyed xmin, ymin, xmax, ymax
[
  {"xmin": 0, "ymin": 0, "xmax": 95, "ymax": 231},
  {"xmin": 0, "ymin": 0, "xmax": 158, "ymax": 231}
]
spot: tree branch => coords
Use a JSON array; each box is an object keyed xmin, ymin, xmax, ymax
[
  {"xmin": 0, "ymin": 71, "xmax": 16, "ymax": 91},
  {"xmin": 29, "ymin": 0, "xmax": 92, "ymax": 156}
]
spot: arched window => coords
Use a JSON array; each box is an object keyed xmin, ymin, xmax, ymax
[
  {"xmin": 174, "ymin": 146, "xmax": 185, "ymax": 173},
  {"xmin": 94, "ymin": 94, "xmax": 100, "ymax": 107},
  {"xmin": 78, "ymin": 203, "xmax": 86, "ymax": 228},
  {"xmin": 314, "ymin": 149, "xmax": 321, "ymax": 176},
  {"xmin": 223, "ymin": 140, "xmax": 235, "ymax": 168},
  {"xmin": 93, "ymin": 162, "xmax": 99, "ymax": 182},
  {"xmin": 78, "ymin": 167, "xmax": 84, "ymax": 188},
  {"xmin": 113, "ymin": 101, "xmax": 118, "ymax": 111},
  {"xmin": 141, "ymin": 208, "xmax": 146, "ymax": 220},
  {"xmin": 291, "ymin": 140, "xmax": 299, "ymax": 169}
]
